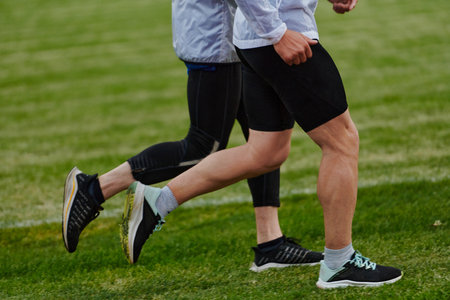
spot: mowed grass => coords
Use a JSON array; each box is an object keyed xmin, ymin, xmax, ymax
[
  {"xmin": 0, "ymin": 180, "xmax": 449, "ymax": 299},
  {"xmin": 0, "ymin": 0, "xmax": 449, "ymax": 299}
]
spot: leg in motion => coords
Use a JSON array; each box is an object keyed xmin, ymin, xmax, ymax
[
  {"xmin": 237, "ymin": 43, "xmax": 402, "ymax": 287},
  {"xmin": 308, "ymin": 110, "xmax": 359, "ymax": 251},
  {"xmin": 62, "ymin": 63, "xmax": 241, "ymax": 253},
  {"xmin": 237, "ymin": 98, "xmax": 324, "ymax": 272},
  {"xmin": 309, "ymin": 111, "xmax": 402, "ymax": 288},
  {"xmin": 121, "ymin": 129, "xmax": 293, "ymax": 263}
]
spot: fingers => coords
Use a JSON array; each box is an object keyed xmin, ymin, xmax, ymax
[
  {"xmin": 274, "ymin": 30, "xmax": 317, "ymax": 66},
  {"xmin": 306, "ymin": 36, "xmax": 319, "ymax": 45},
  {"xmin": 331, "ymin": 0, "xmax": 358, "ymax": 13},
  {"xmin": 284, "ymin": 51, "xmax": 304, "ymax": 66},
  {"xmin": 333, "ymin": 3, "xmax": 348, "ymax": 14},
  {"xmin": 299, "ymin": 50, "xmax": 307, "ymax": 63},
  {"xmin": 329, "ymin": 0, "xmax": 354, "ymax": 4},
  {"xmin": 305, "ymin": 42, "xmax": 313, "ymax": 59},
  {"xmin": 285, "ymin": 42, "xmax": 310, "ymax": 65},
  {"xmin": 304, "ymin": 37, "xmax": 317, "ymax": 59},
  {"xmin": 285, "ymin": 44, "xmax": 310, "ymax": 65},
  {"xmin": 349, "ymin": 0, "xmax": 358, "ymax": 10}
]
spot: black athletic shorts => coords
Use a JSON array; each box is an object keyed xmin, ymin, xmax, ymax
[{"xmin": 236, "ymin": 43, "xmax": 348, "ymax": 132}]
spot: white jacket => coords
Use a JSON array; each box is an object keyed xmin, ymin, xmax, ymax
[
  {"xmin": 172, "ymin": 0, "xmax": 239, "ymax": 63},
  {"xmin": 171, "ymin": 0, "xmax": 319, "ymax": 62},
  {"xmin": 233, "ymin": 0, "xmax": 319, "ymax": 49}
]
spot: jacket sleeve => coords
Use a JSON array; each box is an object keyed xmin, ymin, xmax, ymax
[{"xmin": 234, "ymin": 0, "xmax": 287, "ymax": 44}]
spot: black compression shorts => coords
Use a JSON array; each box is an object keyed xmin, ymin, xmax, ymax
[
  {"xmin": 236, "ymin": 43, "xmax": 348, "ymax": 132},
  {"xmin": 127, "ymin": 62, "xmax": 281, "ymax": 207}
]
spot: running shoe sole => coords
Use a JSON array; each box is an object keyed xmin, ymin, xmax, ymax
[
  {"xmin": 316, "ymin": 273, "xmax": 403, "ymax": 289},
  {"xmin": 250, "ymin": 261, "xmax": 321, "ymax": 272},
  {"xmin": 120, "ymin": 182, "xmax": 144, "ymax": 264},
  {"xmin": 62, "ymin": 166, "xmax": 82, "ymax": 252}
]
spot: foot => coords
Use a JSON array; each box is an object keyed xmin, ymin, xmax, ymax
[
  {"xmin": 62, "ymin": 167, "xmax": 104, "ymax": 252},
  {"xmin": 316, "ymin": 251, "xmax": 402, "ymax": 289},
  {"xmin": 250, "ymin": 237, "xmax": 324, "ymax": 272},
  {"xmin": 120, "ymin": 181, "xmax": 165, "ymax": 264}
]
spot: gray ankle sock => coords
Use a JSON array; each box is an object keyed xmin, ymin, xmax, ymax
[
  {"xmin": 155, "ymin": 186, "xmax": 179, "ymax": 219},
  {"xmin": 324, "ymin": 243, "xmax": 355, "ymax": 270}
]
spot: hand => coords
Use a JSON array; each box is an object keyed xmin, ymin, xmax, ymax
[
  {"xmin": 273, "ymin": 30, "xmax": 318, "ymax": 66},
  {"xmin": 328, "ymin": 0, "xmax": 358, "ymax": 14}
]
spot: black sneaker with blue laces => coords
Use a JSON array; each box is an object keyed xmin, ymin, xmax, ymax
[
  {"xmin": 62, "ymin": 167, "xmax": 104, "ymax": 253},
  {"xmin": 120, "ymin": 182, "xmax": 165, "ymax": 264},
  {"xmin": 250, "ymin": 237, "xmax": 324, "ymax": 272},
  {"xmin": 316, "ymin": 251, "xmax": 403, "ymax": 289}
]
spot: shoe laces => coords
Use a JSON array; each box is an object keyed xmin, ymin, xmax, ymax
[
  {"xmin": 91, "ymin": 206, "xmax": 104, "ymax": 221},
  {"xmin": 153, "ymin": 219, "xmax": 164, "ymax": 232},
  {"xmin": 350, "ymin": 251, "xmax": 376, "ymax": 270}
]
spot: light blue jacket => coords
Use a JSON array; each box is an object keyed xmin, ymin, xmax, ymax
[
  {"xmin": 233, "ymin": 0, "xmax": 319, "ymax": 49},
  {"xmin": 171, "ymin": 0, "xmax": 319, "ymax": 62},
  {"xmin": 172, "ymin": 0, "xmax": 239, "ymax": 63}
]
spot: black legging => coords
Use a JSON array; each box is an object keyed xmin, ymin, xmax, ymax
[{"xmin": 128, "ymin": 62, "xmax": 280, "ymax": 207}]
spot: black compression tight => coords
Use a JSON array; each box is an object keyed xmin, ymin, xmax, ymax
[{"xmin": 127, "ymin": 62, "xmax": 280, "ymax": 207}]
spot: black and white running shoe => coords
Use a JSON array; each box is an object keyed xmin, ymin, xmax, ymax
[
  {"xmin": 250, "ymin": 237, "xmax": 324, "ymax": 272},
  {"xmin": 62, "ymin": 167, "xmax": 103, "ymax": 252},
  {"xmin": 316, "ymin": 251, "xmax": 402, "ymax": 289},
  {"xmin": 120, "ymin": 181, "xmax": 164, "ymax": 264}
]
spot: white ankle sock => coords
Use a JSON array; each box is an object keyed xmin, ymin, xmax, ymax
[
  {"xmin": 155, "ymin": 186, "xmax": 178, "ymax": 218},
  {"xmin": 324, "ymin": 243, "xmax": 354, "ymax": 270}
]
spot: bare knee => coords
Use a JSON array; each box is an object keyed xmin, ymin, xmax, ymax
[
  {"xmin": 339, "ymin": 121, "xmax": 359, "ymax": 157},
  {"xmin": 265, "ymin": 144, "xmax": 290, "ymax": 169},
  {"xmin": 308, "ymin": 111, "xmax": 359, "ymax": 159},
  {"xmin": 331, "ymin": 125, "xmax": 358, "ymax": 160},
  {"xmin": 249, "ymin": 141, "xmax": 290, "ymax": 172},
  {"xmin": 245, "ymin": 129, "xmax": 292, "ymax": 173}
]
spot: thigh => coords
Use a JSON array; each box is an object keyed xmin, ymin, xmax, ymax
[
  {"xmin": 248, "ymin": 128, "xmax": 293, "ymax": 152},
  {"xmin": 239, "ymin": 60, "xmax": 295, "ymax": 132},
  {"xmin": 186, "ymin": 62, "xmax": 242, "ymax": 144},
  {"xmin": 238, "ymin": 44, "xmax": 348, "ymax": 132}
]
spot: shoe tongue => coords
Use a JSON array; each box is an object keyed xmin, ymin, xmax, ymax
[
  {"xmin": 84, "ymin": 173, "xmax": 98, "ymax": 182},
  {"xmin": 349, "ymin": 251, "xmax": 357, "ymax": 260}
]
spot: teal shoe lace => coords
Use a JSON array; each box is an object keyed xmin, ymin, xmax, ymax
[
  {"xmin": 350, "ymin": 251, "xmax": 377, "ymax": 270},
  {"xmin": 153, "ymin": 219, "xmax": 165, "ymax": 232}
]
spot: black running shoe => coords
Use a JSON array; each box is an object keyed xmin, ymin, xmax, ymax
[
  {"xmin": 62, "ymin": 167, "xmax": 103, "ymax": 252},
  {"xmin": 250, "ymin": 237, "xmax": 324, "ymax": 272},
  {"xmin": 120, "ymin": 182, "xmax": 165, "ymax": 264},
  {"xmin": 316, "ymin": 251, "xmax": 403, "ymax": 289}
]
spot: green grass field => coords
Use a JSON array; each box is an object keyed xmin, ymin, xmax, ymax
[{"xmin": 0, "ymin": 0, "xmax": 449, "ymax": 298}]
